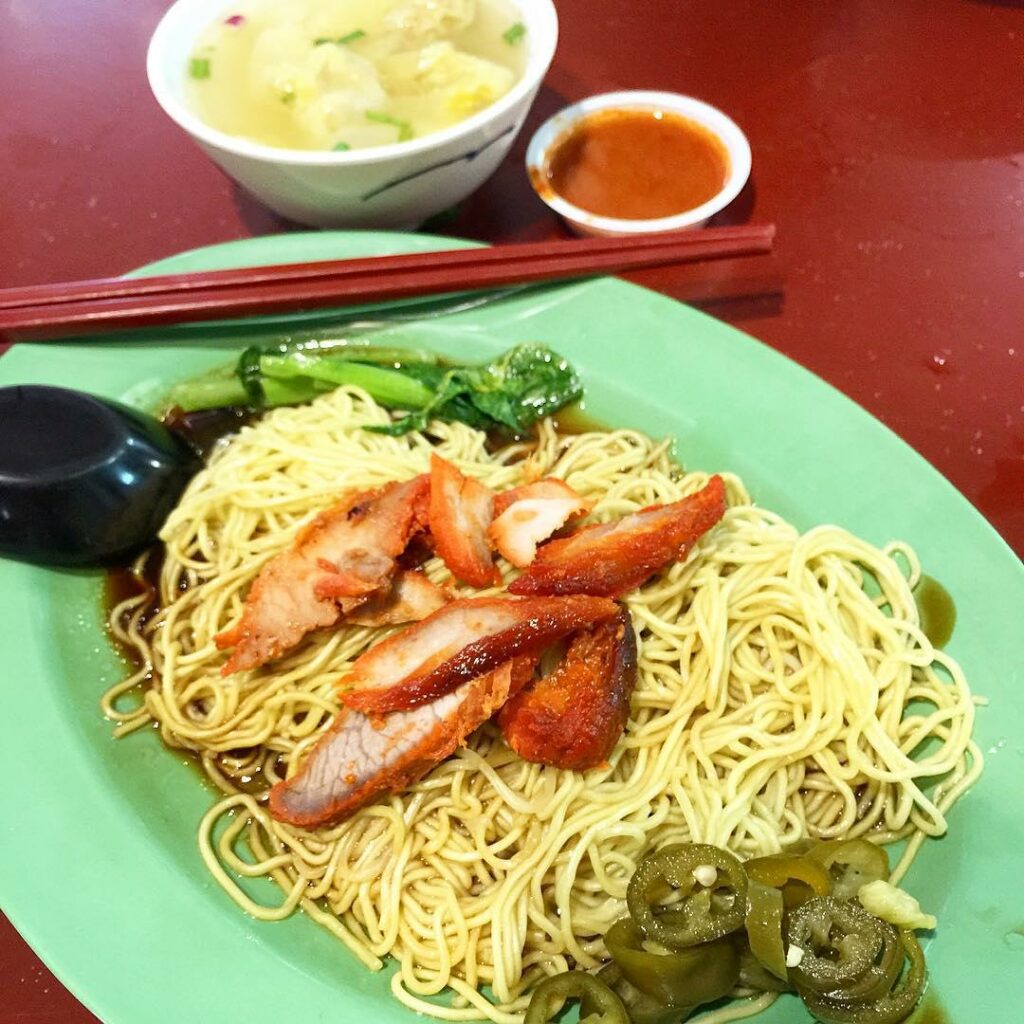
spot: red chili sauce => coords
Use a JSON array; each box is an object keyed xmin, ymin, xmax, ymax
[{"xmin": 540, "ymin": 108, "xmax": 730, "ymax": 220}]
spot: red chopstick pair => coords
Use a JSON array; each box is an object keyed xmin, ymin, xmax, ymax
[{"xmin": 0, "ymin": 224, "xmax": 775, "ymax": 342}]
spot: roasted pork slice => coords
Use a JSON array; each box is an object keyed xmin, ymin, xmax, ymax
[
  {"xmin": 338, "ymin": 594, "xmax": 619, "ymax": 713},
  {"xmin": 428, "ymin": 453, "xmax": 499, "ymax": 588},
  {"xmin": 269, "ymin": 658, "xmax": 531, "ymax": 828},
  {"xmin": 345, "ymin": 569, "xmax": 450, "ymax": 627},
  {"xmin": 498, "ymin": 606, "xmax": 637, "ymax": 771},
  {"xmin": 215, "ymin": 475, "xmax": 430, "ymax": 675},
  {"xmin": 508, "ymin": 475, "xmax": 726, "ymax": 598},
  {"xmin": 489, "ymin": 478, "xmax": 591, "ymax": 568}
]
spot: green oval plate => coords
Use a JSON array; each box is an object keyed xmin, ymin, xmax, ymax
[{"xmin": 1, "ymin": 232, "xmax": 1022, "ymax": 1024}]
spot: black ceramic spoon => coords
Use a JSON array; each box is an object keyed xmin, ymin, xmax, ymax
[{"xmin": 0, "ymin": 385, "xmax": 201, "ymax": 566}]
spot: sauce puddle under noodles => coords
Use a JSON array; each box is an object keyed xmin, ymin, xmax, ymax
[{"xmin": 102, "ymin": 386, "xmax": 981, "ymax": 1023}]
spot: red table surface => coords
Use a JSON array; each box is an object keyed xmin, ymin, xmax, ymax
[{"xmin": 2, "ymin": 0, "xmax": 1022, "ymax": 1019}]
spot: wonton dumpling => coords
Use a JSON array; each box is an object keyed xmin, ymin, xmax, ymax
[
  {"xmin": 383, "ymin": 0, "xmax": 477, "ymax": 50},
  {"xmin": 248, "ymin": 28, "xmax": 387, "ymax": 146},
  {"xmin": 247, "ymin": 23, "xmax": 313, "ymax": 101},
  {"xmin": 379, "ymin": 42, "xmax": 514, "ymax": 119},
  {"xmin": 249, "ymin": 25, "xmax": 385, "ymax": 107},
  {"xmin": 294, "ymin": 94, "xmax": 397, "ymax": 150}
]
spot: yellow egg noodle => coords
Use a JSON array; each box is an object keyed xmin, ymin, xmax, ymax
[{"xmin": 104, "ymin": 386, "xmax": 980, "ymax": 1024}]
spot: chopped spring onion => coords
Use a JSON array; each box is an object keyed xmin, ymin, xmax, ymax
[
  {"xmin": 502, "ymin": 22, "xmax": 526, "ymax": 45},
  {"xmin": 365, "ymin": 110, "xmax": 413, "ymax": 142},
  {"xmin": 332, "ymin": 141, "xmax": 351, "ymax": 151},
  {"xmin": 315, "ymin": 29, "xmax": 366, "ymax": 45},
  {"xmin": 189, "ymin": 57, "xmax": 211, "ymax": 79}
]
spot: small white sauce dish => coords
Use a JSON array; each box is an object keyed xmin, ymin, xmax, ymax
[
  {"xmin": 147, "ymin": 0, "xmax": 558, "ymax": 229},
  {"xmin": 525, "ymin": 90, "xmax": 751, "ymax": 237}
]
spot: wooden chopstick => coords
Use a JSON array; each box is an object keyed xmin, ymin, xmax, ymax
[
  {"xmin": 0, "ymin": 225, "xmax": 774, "ymax": 341},
  {"xmin": 0, "ymin": 226, "xmax": 774, "ymax": 311}
]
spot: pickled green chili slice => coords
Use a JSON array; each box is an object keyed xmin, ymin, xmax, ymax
[
  {"xmin": 744, "ymin": 880, "xmax": 788, "ymax": 980},
  {"xmin": 797, "ymin": 929, "xmax": 926, "ymax": 1024},
  {"xmin": 585, "ymin": 964, "xmax": 695, "ymax": 1024},
  {"xmin": 807, "ymin": 839, "xmax": 890, "ymax": 901},
  {"xmin": 745, "ymin": 852, "xmax": 832, "ymax": 909},
  {"xmin": 786, "ymin": 897, "xmax": 892, "ymax": 993},
  {"xmin": 524, "ymin": 972, "xmax": 629, "ymax": 1024},
  {"xmin": 626, "ymin": 843, "xmax": 748, "ymax": 949},
  {"xmin": 829, "ymin": 922, "xmax": 904, "ymax": 1003},
  {"xmin": 606, "ymin": 917, "xmax": 740, "ymax": 1006},
  {"xmin": 735, "ymin": 938, "xmax": 794, "ymax": 993}
]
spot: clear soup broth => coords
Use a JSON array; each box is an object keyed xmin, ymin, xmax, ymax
[{"xmin": 185, "ymin": 0, "xmax": 528, "ymax": 152}]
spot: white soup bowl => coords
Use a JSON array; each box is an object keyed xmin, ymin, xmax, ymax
[{"xmin": 148, "ymin": 0, "xmax": 558, "ymax": 228}]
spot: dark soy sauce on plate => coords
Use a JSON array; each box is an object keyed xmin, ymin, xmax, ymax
[
  {"xmin": 913, "ymin": 990, "xmax": 951, "ymax": 1024},
  {"xmin": 104, "ymin": 547, "xmax": 272, "ymax": 794},
  {"xmin": 483, "ymin": 402, "xmax": 607, "ymax": 456},
  {"xmin": 551, "ymin": 403, "xmax": 606, "ymax": 436},
  {"xmin": 163, "ymin": 404, "xmax": 257, "ymax": 458},
  {"xmin": 104, "ymin": 547, "xmax": 166, "ymax": 671},
  {"xmin": 913, "ymin": 575, "xmax": 956, "ymax": 649}
]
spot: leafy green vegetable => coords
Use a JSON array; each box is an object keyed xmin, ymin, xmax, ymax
[
  {"xmin": 167, "ymin": 373, "xmax": 248, "ymax": 412},
  {"xmin": 189, "ymin": 57, "xmax": 211, "ymax": 79},
  {"xmin": 365, "ymin": 110, "xmax": 414, "ymax": 142},
  {"xmin": 502, "ymin": 22, "xmax": 526, "ymax": 44},
  {"xmin": 474, "ymin": 344, "xmax": 583, "ymax": 426},
  {"xmin": 263, "ymin": 340, "xmax": 439, "ymax": 364},
  {"xmin": 236, "ymin": 346, "xmax": 267, "ymax": 406},
  {"xmin": 260, "ymin": 353, "xmax": 434, "ymax": 409},
  {"xmin": 368, "ymin": 343, "xmax": 582, "ymax": 436},
  {"xmin": 169, "ymin": 343, "xmax": 581, "ymax": 438},
  {"xmin": 315, "ymin": 29, "xmax": 366, "ymax": 45},
  {"xmin": 332, "ymin": 141, "xmax": 351, "ymax": 151},
  {"xmin": 390, "ymin": 362, "xmax": 495, "ymax": 431},
  {"xmin": 262, "ymin": 376, "xmax": 325, "ymax": 408}
]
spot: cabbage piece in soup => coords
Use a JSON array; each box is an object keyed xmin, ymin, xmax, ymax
[
  {"xmin": 383, "ymin": 0, "xmax": 476, "ymax": 49},
  {"xmin": 185, "ymin": 0, "xmax": 526, "ymax": 151},
  {"xmin": 379, "ymin": 43, "xmax": 514, "ymax": 122}
]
